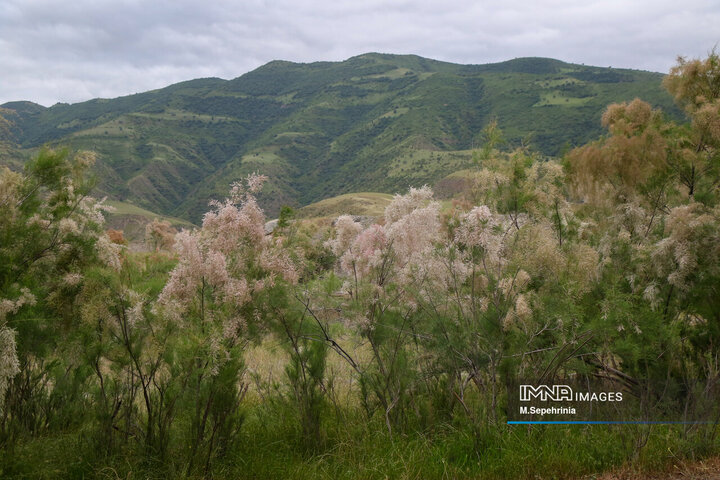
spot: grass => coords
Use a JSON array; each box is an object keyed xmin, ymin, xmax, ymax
[
  {"xmin": 297, "ymin": 192, "xmax": 394, "ymax": 219},
  {"xmin": 72, "ymin": 118, "xmax": 132, "ymax": 138},
  {"xmin": 386, "ymin": 148, "xmax": 474, "ymax": 182},
  {"xmin": 362, "ymin": 67, "xmax": 414, "ymax": 79},
  {"xmin": 275, "ymin": 131, "xmax": 316, "ymax": 139},
  {"xmin": 240, "ymin": 149, "xmax": 284, "ymax": 166},
  {"xmin": 208, "ymin": 312, "xmax": 720, "ymax": 479},
  {"xmin": 105, "ymin": 200, "xmax": 193, "ymax": 226},
  {"xmin": 4, "ymin": 411, "xmax": 717, "ymax": 479},
  {"xmin": 131, "ymin": 109, "xmax": 235, "ymax": 123},
  {"xmin": 534, "ymin": 92, "xmax": 593, "ymax": 107},
  {"xmin": 377, "ymin": 107, "xmax": 410, "ymax": 119}
]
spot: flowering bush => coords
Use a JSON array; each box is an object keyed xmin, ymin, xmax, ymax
[
  {"xmin": 0, "ymin": 148, "xmax": 118, "ymax": 438},
  {"xmin": 154, "ymin": 173, "xmax": 299, "ymax": 472}
]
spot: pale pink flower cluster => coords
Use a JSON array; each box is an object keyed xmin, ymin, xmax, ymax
[
  {"xmin": 652, "ymin": 203, "xmax": 719, "ymax": 292},
  {"xmin": 145, "ymin": 218, "xmax": 176, "ymax": 251},
  {"xmin": 228, "ymin": 172, "xmax": 268, "ymax": 203},
  {"xmin": 474, "ymin": 169, "xmax": 509, "ymax": 192},
  {"xmin": 74, "ymin": 150, "xmax": 97, "ymax": 169},
  {"xmin": 454, "ymin": 206, "xmax": 505, "ymax": 266},
  {"xmin": 208, "ymin": 332, "xmax": 232, "ymax": 376},
  {"xmin": 331, "ymin": 187, "xmax": 442, "ymax": 283},
  {"xmin": 401, "ymin": 247, "xmax": 471, "ymax": 294},
  {"xmin": 0, "ymin": 326, "xmax": 20, "ymax": 410},
  {"xmin": 27, "ymin": 214, "xmax": 51, "ymax": 229},
  {"xmin": 259, "ymin": 247, "xmax": 299, "ymax": 285},
  {"xmin": 202, "ymin": 196, "xmax": 265, "ymax": 255},
  {"xmin": 246, "ymin": 172, "xmax": 268, "ymax": 194},
  {"xmin": 339, "ymin": 224, "xmax": 388, "ymax": 279},
  {"xmin": 0, "ymin": 288, "xmax": 36, "ymax": 410},
  {"xmin": 222, "ymin": 315, "xmax": 246, "ymax": 342},
  {"xmin": 59, "ymin": 218, "xmax": 80, "ymax": 235},
  {"xmin": 503, "ymin": 293, "xmax": 533, "ymax": 331},
  {"xmin": 5, "ymin": 159, "xmax": 114, "ymax": 269},
  {"xmin": 62, "ymin": 272, "xmax": 83, "ymax": 287},
  {"xmin": 643, "ymin": 283, "xmax": 661, "ymax": 310},
  {"xmin": 615, "ymin": 202, "xmax": 648, "ymax": 238},
  {"xmin": 78, "ymin": 196, "xmax": 113, "ymax": 227},
  {"xmin": 386, "ymin": 203, "xmax": 441, "ymax": 267},
  {"xmin": 568, "ymin": 243, "xmax": 600, "ymax": 294},
  {"xmin": 498, "ymin": 270, "xmax": 531, "ymax": 297},
  {"xmin": 48, "ymin": 173, "xmax": 117, "ymax": 270},
  {"xmin": 0, "ymin": 288, "xmax": 37, "ymax": 323},
  {"xmin": 126, "ymin": 291, "xmax": 145, "ymax": 329},
  {"xmin": 384, "ymin": 185, "xmax": 435, "ymax": 224},
  {"xmin": 158, "ymin": 231, "xmax": 249, "ymax": 316},
  {"xmin": 514, "ymin": 294, "xmax": 532, "ymax": 319},
  {"xmin": 325, "ymin": 215, "xmax": 363, "ymax": 256},
  {"xmin": 157, "ymin": 174, "xmax": 298, "ymax": 332},
  {"xmin": 96, "ymin": 234, "xmax": 123, "ymax": 271}
]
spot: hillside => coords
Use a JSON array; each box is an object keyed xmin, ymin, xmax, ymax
[
  {"xmin": 0, "ymin": 54, "xmax": 682, "ymax": 221},
  {"xmin": 296, "ymin": 192, "xmax": 394, "ymax": 220}
]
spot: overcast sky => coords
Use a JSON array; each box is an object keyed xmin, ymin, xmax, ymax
[{"xmin": 1, "ymin": 0, "xmax": 718, "ymax": 106}]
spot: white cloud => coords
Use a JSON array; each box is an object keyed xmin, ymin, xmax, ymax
[{"xmin": 1, "ymin": 0, "xmax": 718, "ymax": 105}]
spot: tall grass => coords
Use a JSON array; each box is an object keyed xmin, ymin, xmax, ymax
[{"xmin": 3, "ymin": 396, "xmax": 717, "ymax": 479}]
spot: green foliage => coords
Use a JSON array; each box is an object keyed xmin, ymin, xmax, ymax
[
  {"xmin": 277, "ymin": 205, "xmax": 295, "ymax": 229},
  {"xmin": 2, "ymin": 55, "xmax": 680, "ymax": 221},
  {"xmin": 1, "ymin": 148, "xmax": 111, "ymax": 446},
  {"xmin": 3, "ymin": 51, "xmax": 720, "ymax": 480},
  {"xmin": 265, "ymin": 284, "xmax": 330, "ymax": 449}
]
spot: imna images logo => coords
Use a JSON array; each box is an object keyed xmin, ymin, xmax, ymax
[
  {"xmin": 519, "ymin": 384, "xmax": 573, "ymax": 402},
  {"xmin": 519, "ymin": 384, "xmax": 623, "ymax": 402}
]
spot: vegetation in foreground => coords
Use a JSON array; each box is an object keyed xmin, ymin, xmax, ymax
[{"xmin": 1, "ymin": 52, "xmax": 720, "ymax": 479}]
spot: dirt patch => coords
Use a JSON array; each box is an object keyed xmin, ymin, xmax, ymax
[{"xmin": 589, "ymin": 456, "xmax": 720, "ymax": 480}]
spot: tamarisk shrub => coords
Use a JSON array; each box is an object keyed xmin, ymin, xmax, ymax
[
  {"xmin": 264, "ymin": 283, "xmax": 331, "ymax": 450},
  {"xmin": 145, "ymin": 218, "xmax": 176, "ymax": 252},
  {"xmin": 154, "ymin": 173, "xmax": 298, "ymax": 474},
  {"xmin": 324, "ymin": 181, "xmax": 598, "ymax": 430},
  {"xmin": 407, "ymin": 166, "xmax": 599, "ymax": 427},
  {"xmin": 325, "ymin": 186, "xmax": 442, "ymax": 432},
  {"xmin": 565, "ymin": 52, "xmax": 720, "ymax": 424},
  {"xmin": 650, "ymin": 203, "xmax": 720, "ymax": 363},
  {"xmin": 567, "ymin": 99, "xmax": 670, "ymax": 210},
  {"xmin": 0, "ymin": 148, "xmax": 119, "ymax": 444},
  {"xmin": 417, "ymin": 203, "xmax": 524, "ymax": 425},
  {"xmin": 77, "ymin": 260, "xmax": 179, "ymax": 460},
  {"xmin": 255, "ymin": 212, "xmax": 337, "ymax": 449},
  {"xmin": 663, "ymin": 50, "xmax": 720, "ymax": 202},
  {"xmin": 470, "ymin": 134, "xmax": 577, "ymax": 248}
]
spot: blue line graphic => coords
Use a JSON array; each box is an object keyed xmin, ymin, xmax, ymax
[{"xmin": 507, "ymin": 421, "xmax": 713, "ymax": 425}]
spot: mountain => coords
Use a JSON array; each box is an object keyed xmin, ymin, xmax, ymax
[{"xmin": 0, "ymin": 54, "xmax": 682, "ymax": 221}]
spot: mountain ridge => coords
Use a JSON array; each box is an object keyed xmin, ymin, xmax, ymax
[
  {"xmin": 0, "ymin": 56, "xmax": 664, "ymax": 112},
  {"xmin": 1, "ymin": 53, "xmax": 682, "ymax": 221}
]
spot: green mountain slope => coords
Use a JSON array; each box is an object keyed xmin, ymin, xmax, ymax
[{"xmin": 1, "ymin": 54, "xmax": 682, "ymax": 221}]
